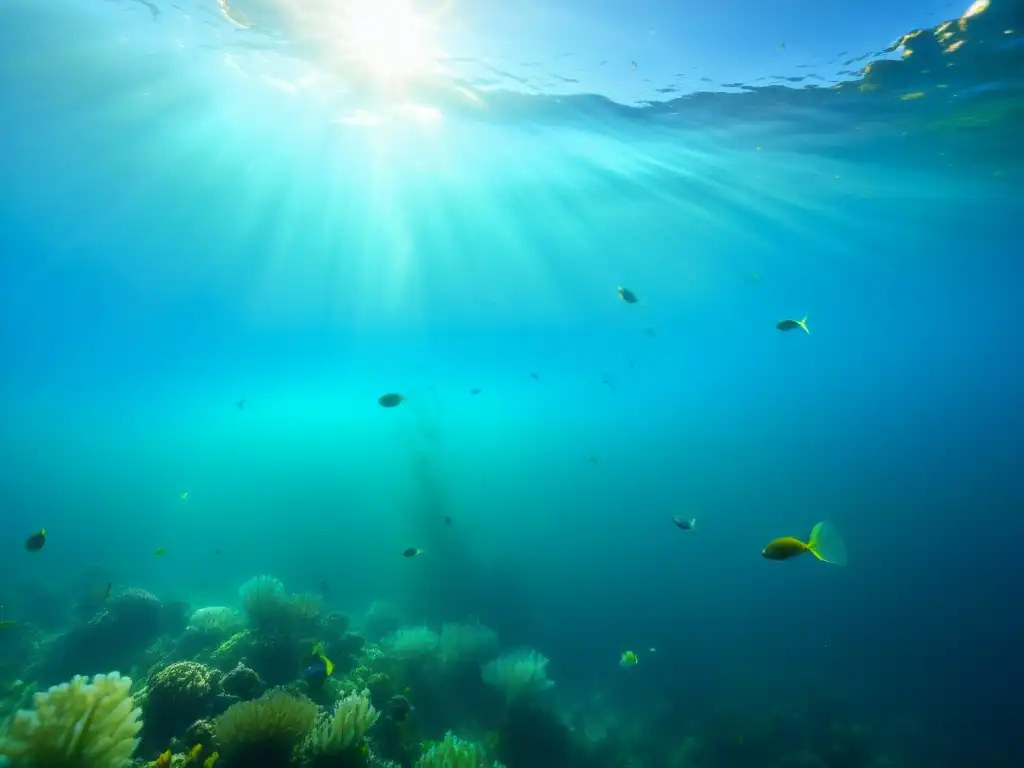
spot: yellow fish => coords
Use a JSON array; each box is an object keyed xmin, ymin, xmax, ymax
[
  {"xmin": 154, "ymin": 547, "xmax": 166, "ymax": 557},
  {"xmin": 776, "ymin": 315, "xmax": 810, "ymax": 335},
  {"xmin": 312, "ymin": 643, "xmax": 335, "ymax": 675},
  {"xmin": 762, "ymin": 522, "xmax": 847, "ymax": 566},
  {"xmin": 619, "ymin": 650, "xmax": 638, "ymax": 668}
]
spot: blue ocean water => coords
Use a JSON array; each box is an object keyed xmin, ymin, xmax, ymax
[{"xmin": 0, "ymin": 1, "xmax": 1021, "ymax": 767}]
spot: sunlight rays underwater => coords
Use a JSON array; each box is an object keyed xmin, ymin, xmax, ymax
[{"xmin": 4, "ymin": 0, "xmax": 973, "ymax": 330}]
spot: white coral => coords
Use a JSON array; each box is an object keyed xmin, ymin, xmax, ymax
[
  {"xmin": 304, "ymin": 689, "xmax": 379, "ymax": 754},
  {"xmin": 439, "ymin": 622, "xmax": 498, "ymax": 666},
  {"xmin": 414, "ymin": 731, "xmax": 504, "ymax": 768},
  {"xmin": 188, "ymin": 606, "xmax": 243, "ymax": 634},
  {"xmin": 481, "ymin": 649, "xmax": 554, "ymax": 703},
  {"xmin": 0, "ymin": 671, "xmax": 141, "ymax": 768},
  {"xmin": 382, "ymin": 626, "xmax": 439, "ymax": 658}
]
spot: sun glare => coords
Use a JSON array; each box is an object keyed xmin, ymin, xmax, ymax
[{"xmin": 340, "ymin": 0, "xmax": 439, "ymax": 78}]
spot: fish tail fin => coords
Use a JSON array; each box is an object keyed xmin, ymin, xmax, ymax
[
  {"xmin": 807, "ymin": 521, "xmax": 847, "ymax": 566},
  {"xmin": 690, "ymin": 518, "xmax": 697, "ymax": 529},
  {"xmin": 800, "ymin": 315, "xmax": 810, "ymax": 335}
]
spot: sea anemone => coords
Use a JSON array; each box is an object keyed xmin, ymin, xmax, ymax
[{"xmin": 215, "ymin": 689, "xmax": 318, "ymax": 766}]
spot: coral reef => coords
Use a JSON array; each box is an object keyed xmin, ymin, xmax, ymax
[
  {"xmin": 439, "ymin": 623, "xmax": 498, "ymax": 668},
  {"xmin": 0, "ymin": 570, "xmax": 918, "ymax": 768},
  {"xmin": 414, "ymin": 731, "xmax": 504, "ymax": 768},
  {"xmin": 188, "ymin": 608, "xmax": 245, "ymax": 638},
  {"xmin": 39, "ymin": 589, "xmax": 166, "ymax": 684},
  {"xmin": 480, "ymin": 649, "xmax": 554, "ymax": 703},
  {"xmin": 360, "ymin": 603, "xmax": 401, "ymax": 643},
  {"xmin": 220, "ymin": 662, "xmax": 263, "ymax": 701},
  {"xmin": 299, "ymin": 688, "xmax": 379, "ymax": 766},
  {"xmin": 215, "ymin": 689, "xmax": 318, "ymax": 766},
  {"xmin": 141, "ymin": 661, "xmax": 222, "ymax": 751},
  {"xmin": 0, "ymin": 671, "xmax": 141, "ymax": 768},
  {"xmin": 381, "ymin": 626, "xmax": 440, "ymax": 659},
  {"xmin": 238, "ymin": 576, "xmax": 290, "ymax": 633}
]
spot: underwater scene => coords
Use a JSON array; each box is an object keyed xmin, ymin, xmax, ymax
[{"xmin": 0, "ymin": 0, "xmax": 1021, "ymax": 767}]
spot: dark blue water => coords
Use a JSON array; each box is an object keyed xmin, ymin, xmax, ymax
[{"xmin": 0, "ymin": 1, "xmax": 1021, "ymax": 767}]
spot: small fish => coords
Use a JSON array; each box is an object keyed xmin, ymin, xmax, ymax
[
  {"xmin": 403, "ymin": 547, "xmax": 424, "ymax": 558},
  {"xmin": 0, "ymin": 620, "xmax": 17, "ymax": 629},
  {"xmin": 648, "ymin": 647, "xmax": 657, "ymax": 653},
  {"xmin": 777, "ymin": 42, "xmax": 786, "ymax": 51},
  {"xmin": 762, "ymin": 521, "xmax": 847, "ymax": 566},
  {"xmin": 303, "ymin": 658, "xmax": 328, "ymax": 690},
  {"xmin": 776, "ymin": 315, "xmax": 810, "ymax": 335},
  {"xmin": 672, "ymin": 515, "xmax": 697, "ymax": 530},
  {"xmin": 529, "ymin": 372, "xmax": 540, "ymax": 380},
  {"xmin": 469, "ymin": 388, "xmax": 482, "ymax": 395},
  {"xmin": 236, "ymin": 399, "xmax": 245, "ymax": 410},
  {"xmin": 587, "ymin": 455, "xmax": 599, "ymax": 465},
  {"xmin": 24, "ymin": 529, "xmax": 46, "ymax": 552},
  {"xmin": 631, "ymin": 60, "xmax": 638, "ymax": 71},
  {"xmin": 601, "ymin": 373, "xmax": 613, "ymax": 387},
  {"xmin": 620, "ymin": 650, "xmax": 638, "ymax": 668},
  {"xmin": 641, "ymin": 327, "xmax": 656, "ymax": 337},
  {"xmin": 378, "ymin": 392, "xmax": 405, "ymax": 408},
  {"xmin": 444, "ymin": 516, "xmax": 452, "ymax": 526},
  {"xmin": 312, "ymin": 643, "xmax": 335, "ymax": 675},
  {"xmin": 319, "ymin": 580, "xmax": 330, "ymax": 596},
  {"xmin": 214, "ymin": 549, "xmax": 222, "ymax": 556},
  {"xmin": 103, "ymin": 582, "xmax": 112, "ymax": 600},
  {"xmin": 617, "ymin": 286, "xmax": 639, "ymax": 304},
  {"xmin": 181, "ymin": 492, "xmax": 189, "ymax": 501},
  {"xmin": 154, "ymin": 547, "xmax": 166, "ymax": 557}
]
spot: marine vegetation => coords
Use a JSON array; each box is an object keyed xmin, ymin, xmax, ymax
[
  {"xmin": 215, "ymin": 689, "xmax": 319, "ymax": 766},
  {"xmin": 480, "ymin": 649, "xmax": 554, "ymax": 704},
  {"xmin": 0, "ymin": 671, "xmax": 141, "ymax": 768},
  {"xmin": 0, "ymin": 567, "xmax": 913, "ymax": 768}
]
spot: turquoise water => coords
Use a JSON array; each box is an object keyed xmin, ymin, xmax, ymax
[{"xmin": 1, "ymin": 1, "xmax": 1021, "ymax": 767}]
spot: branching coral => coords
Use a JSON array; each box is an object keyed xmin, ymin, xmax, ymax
[
  {"xmin": 215, "ymin": 689, "xmax": 318, "ymax": 766},
  {"xmin": 480, "ymin": 649, "xmax": 554, "ymax": 703},
  {"xmin": 0, "ymin": 671, "xmax": 141, "ymax": 768}
]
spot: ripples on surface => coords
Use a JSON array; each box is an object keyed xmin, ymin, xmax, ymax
[
  {"xmin": 0, "ymin": 0, "xmax": 1019, "ymax": 324},
  {"xmin": 76, "ymin": 1, "xmax": 1023, "ymax": 159}
]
